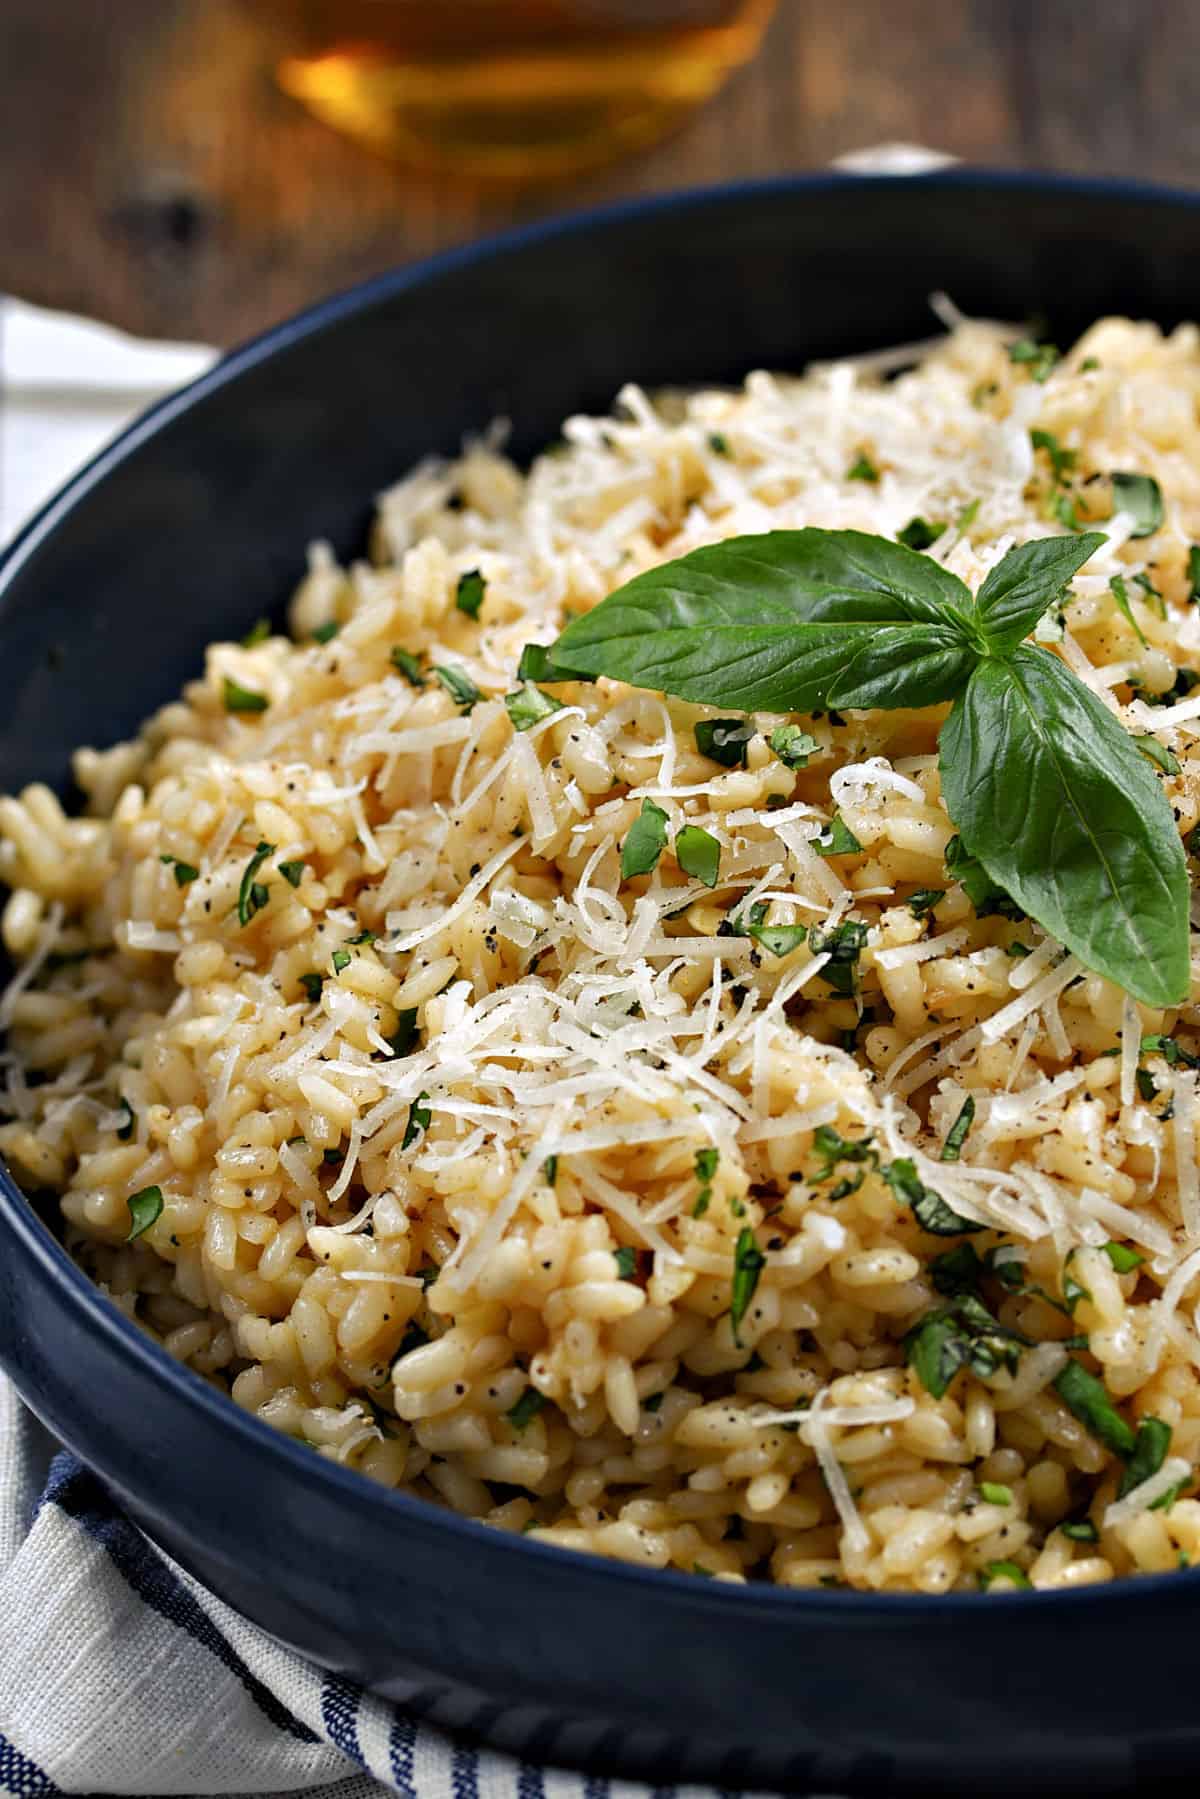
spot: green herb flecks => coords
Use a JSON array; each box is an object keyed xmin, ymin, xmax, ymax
[
  {"xmin": 115, "ymin": 1098, "xmax": 136, "ymax": 1141},
  {"xmin": 695, "ymin": 717, "xmax": 755, "ymax": 767},
  {"xmin": 236, "ymin": 841, "xmax": 275, "ymax": 927},
  {"xmin": 907, "ymin": 888, "xmax": 945, "ymax": 918},
  {"xmin": 1110, "ymin": 575, "xmax": 1148, "ymax": 649},
  {"xmin": 126, "ymin": 1185, "xmax": 163, "ymax": 1241},
  {"xmin": 897, "ymin": 516, "xmax": 946, "ymax": 551},
  {"xmin": 729, "ymin": 1227, "xmax": 766, "ymax": 1346},
  {"xmin": 160, "ymin": 854, "xmax": 199, "ymax": 888},
  {"xmin": 769, "ymin": 724, "xmax": 818, "ymax": 769},
  {"xmin": 748, "ymin": 920, "xmax": 808, "ymax": 959},
  {"xmin": 904, "ymin": 1295, "xmax": 1026, "ymax": 1398},
  {"xmin": 1134, "ymin": 734, "xmax": 1180, "ymax": 777},
  {"xmin": 1009, "ymin": 338, "xmax": 1060, "ymax": 383},
  {"xmin": 505, "ymin": 683, "xmax": 563, "ymax": 732},
  {"xmin": 622, "ymin": 798, "xmax": 669, "ymax": 880},
  {"xmin": 402, "ymin": 1092, "xmax": 432, "ymax": 1151},
  {"xmin": 808, "ymin": 1125, "xmax": 879, "ymax": 1201},
  {"xmin": 978, "ymin": 1560, "xmax": 1032, "ymax": 1590},
  {"xmin": 675, "ymin": 824, "xmax": 721, "ymax": 888},
  {"xmin": 1111, "ymin": 472, "xmax": 1164, "ymax": 539},
  {"xmin": 242, "ymin": 617, "xmax": 271, "ymax": 647},
  {"xmin": 312, "ymin": 620, "xmax": 340, "ymax": 644},
  {"xmin": 846, "ymin": 452, "xmax": 879, "ymax": 483},
  {"xmin": 222, "ymin": 676, "xmax": 269, "ymax": 714},
  {"xmin": 979, "ymin": 1482, "xmax": 1012, "ymax": 1506},
  {"xmin": 1102, "ymin": 1241, "xmax": 1144, "ymax": 1274},
  {"xmin": 944, "ymin": 835, "xmax": 1023, "ymax": 921},
  {"xmin": 391, "ymin": 647, "xmax": 425, "ymax": 687},
  {"xmin": 278, "ymin": 859, "xmax": 306, "ymax": 888},
  {"xmin": 613, "ymin": 1246, "xmax": 639, "ymax": 1281},
  {"xmin": 434, "ymin": 665, "xmax": 481, "ymax": 711},
  {"xmin": 507, "ymin": 1388, "xmax": 546, "ymax": 1431},
  {"xmin": 299, "ymin": 972, "xmax": 325, "ymax": 1002},
  {"xmin": 1030, "ymin": 428, "xmax": 1076, "ymax": 481},
  {"xmin": 1118, "ymin": 1416, "xmax": 1172, "ymax": 1500},
  {"xmin": 386, "ymin": 1008, "xmax": 420, "ymax": 1057},
  {"xmin": 455, "ymin": 569, "xmax": 486, "ymax": 619},
  {"xmin": 814, "ymin": 814, "xmax": 863, "ymax": 857},
  {"xmin": 883, "ymin": 1157, "xmax": 982, "ymax": 1236},
  {"xmin": 940, "ymin": 1095, "xmax": 976, "ymax": 1162},
  {"xmin": 693, "ymin": 1146, "xmax": 718, "ymax": 1218},
  {"xmin": 1053, "ymin": 1360, "xmax": 1136, "ymax": 1458}
]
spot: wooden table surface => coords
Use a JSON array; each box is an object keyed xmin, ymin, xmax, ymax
[{"xmin": 4, "ymin": 0, "xmax": 1200, "ymax": 347}]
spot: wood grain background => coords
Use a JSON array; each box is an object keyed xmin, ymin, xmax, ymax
[{"xmin": 3, "ymin": 1, "xmax": 1198, "ymax": 346}]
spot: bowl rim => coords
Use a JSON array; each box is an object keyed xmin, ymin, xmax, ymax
[{"xmin": 3, "ymin": 162, "xmax": 1199, "ymax": 1620}]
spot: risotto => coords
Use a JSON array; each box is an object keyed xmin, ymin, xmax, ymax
[{"xmin": 3, "ymin": 312, "xmax": 1200, "ymax": 1594}]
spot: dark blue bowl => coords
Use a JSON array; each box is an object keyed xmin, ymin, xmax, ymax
[{"xmin": 2, "ymin": 171, "xmax": 1199, "ymax": 1797}]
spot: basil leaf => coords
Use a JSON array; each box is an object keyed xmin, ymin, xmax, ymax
[
  {"xmin": 331, "ymin": 948, "xmax": 352, "ymax": 975},
  {"xmin": 846, "ymin": 452, "xmax": 879, "ymax": 483},
  {"xmin": 708, "ymin": 432, "xmax": 730, "ymax": 456},
  {"xmin": 826, "ymin": 624, "xmax": 978, "ymax": 712},
  {"xmin": 543, "ymin": 1155, "xmax": 558, "ymax": 1186},
  {"xmin": 973, "ymin": 533, "xmax": 1105, "ymax": 656},
  {"xmin": 1030, "ymin": 429, "xmax": 1076, "ymax": 480},
  {"xmin": 1059, "ymin": 1518, "xmax": 1099, "ymax": 1543},
  {"xmin": 160, "ymin": 854, "xmax": 199, "ymax": 888},
  {"xmin": 929, "ymin": 1241, "xmax": 984, "ymax": 1295},
  {"xmin": 222, "ymin": 676, "xmax": 268, "ymax": 714},
  {"xmin": 1110, "ymin": 575, "xmax": 1148, "ymax": 649},
  {"xmin": 897, "ymin": 517, "xmax": 946, "ymax": 550},
  {"xmin": 944, "ymin": 835, "xmax": 1023, "ymax": 920},
  {"xmin": 613, "ymin": 1246, "xmax": 638, "ymax": 1280},
  {"xmin": 675, "ymin": 825, "xmax": 721, "ymax": 888},
  {"xmin": 278, "ymin": 859, "xmax": 306, "ymax": 888},
  {"xmin": 456, "ymin": 569, "xmax": 486, "ymax": 618},
  {"xmin": 808, "ymin": 919, "xmax": 869, "ymax": 995},
  {"xmin": 1111, "ymin": 472, "xmax": 1163, "ymax": 538},
  {"xmin": 126, "ymin": 1185, "xmax": 163, "ymax": 1241},
  {"xmin": 622, "ymin": 799, "xmax": 668, "ymax": 879},
  {"xmin": 505, "ymin": 684, "xmax": 563, "ymax": 732},
  {"xmin": 299, "ymin": 972, "xmax": 324, "ymax": 1002},
  {"xmin": 1009, "ymin": 338, "xmax": 1060, "ymax": 382},
  {"xmin": 938, "ymin": 648, "xmax": 1189, "ymax": 1006},
  {"xmin": 237, "ymin": 842, "xmax": 275, "ymax": 927},
  {"xmin": 695, "ymin": 718, "xmax": 754, "ymax": 767},
  {"xmin": 1102, "ymin": 1241, "xmax": 1143, "ymax": 1274},
  {"xmin": 883, "ymin": 1158, "xmax": 982, "ymax": 1235},
  {"xmin": 115, "ymin": 1097, "xmax": 136, "ymax": 1141},
  {"xmin": 1189, "ymin": 546, "xmax": 1200, "ymax": 604},
  {"xmin": 550, "ymin": 529, "xmax": 976, "ymax": 712},
  {"xmin": 386, "ymin": 1008, "xmax": 420, "ymax": 1057},
  {"xmin": 770, "ymin": 725, "xmax": 818, "ymax": 768},
  {"xmin": 242, "ymin": 617, "xmax": 271, "ymax": 647},
  {"xmin": 1053, "ymin": 1359, "xmax": 1136, "ymax": 1458},
  {"xmin": 730, "ymin": 1227, "xmax": 766, "ymax": 1345},
  {"xmin": 1119, "ymin": 1416, "xmax": 1171, "ymax": 1498},
  {"xmin": 1134, "ymin": 733, "xmax": 1181, "ymax": 776},
  {"xmin": 907, "ymin": 888, "xmax": 945, "ymax": 918},
  {"xmin": 904, "ymin": 1310, "xmax": 971, "ymax": 1398},
  {"xmin": 695, "ymin": 1147, "xmax": 719, "ymax": 1183},
  {"xmin": 517, "ymin": 642, "xmax": 594, "ymax": 685},
  {"xmin": 311, "ymin": 619, "xmax": 340, "ymax": 644},
  {"xmin": 940, "ymin": 1095, "xmax": 975, "ymax": 1162},
  {"xmin": 434, "ymin": 666, "xmax": 481, "ymax": 711},
  {"xmin": 979, "ymin": 1481, "xmax": 1012, "ymax": 1505}
]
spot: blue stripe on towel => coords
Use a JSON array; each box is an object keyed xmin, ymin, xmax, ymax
[
  {"xmin": 388, "ymin": 1714, "xmax": 418, "ymax": 1797},
  {"xmin": 320, "ymin": 1675, "xmax": 365, "ymax": 1764},
  {"xmin": 43, "ymin": 1455, "xmax": 319, "ymax": 1745},
  {"xmin": 451, "ymin": 1742, "xmax": 480, "ymax": 1799},
  {"xmin": 518, "ymin": 1762, "xmax": 546, "ymax": 1799},
  {"xmin": 0, "ymin": 1730, "xmax": 60, "ymax": 1796}
]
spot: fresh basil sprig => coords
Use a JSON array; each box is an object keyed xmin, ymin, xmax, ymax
[{"xmin": 550, "ymin": 528, "xmax": 1189, "ymax": 1006}]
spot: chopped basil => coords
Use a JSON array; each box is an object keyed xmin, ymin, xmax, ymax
[
  {"xmin": 814, "ymin": 814, "xmax": 863, "ymax": 857},
  {"xmin": 622, "ymin": 798, "xmax": 668, "ymax": 880},
  {"xmin": 958, "ymin": 498, "xmax": 980, "ymax": 530},
  {"xmin": 1110, "ymin": 575, "xmax": 1148, "ymax": 649},
  {"xmin": 883, "ymin": 1157, "xmax": 982, "ymax": 1235},
  {"xmin": 455, "ymin": 569, "xmax": 486, "ymax": 619},
  {"xmin": 278, "ymin": 859, "xmax": 306, "ymax": 888},
  {"xmin": 613, "ymin": 1246, "xmax": 638, "ymax": 1280},
  {"xmin": 1136, "ymin": 1067, "xmax": 1158, "ymax": 1104},
  {"xmin": 769, "ymin": 725, "xmax": 818, "ymax": 769},
  {"xmin": 434, "ymin": 665, "xmax": 481, "ymax": 710},
  {"xmin": 1059, "ymin": 1517, "xmax": 1099, "ymax": 1543},
  {"xmin": 692, "ymin": 1189, "xmax": 711, "ymax": 1218},
  {"xmin": 506, "ymin": 1388, "xmax": 546, "ymax": 1431},
  {"xmin": 1133, "ymin": 571, "xmax": 1166, "ymax": 620},
  {"xmin": 979, "ymin": 1482, "xmax": 1012, "ymax": 1505},
  {"xmin": 126, "ymin": 1185, "xmax": 163, "ymax": 1241},
  {"xmin": 694, "ymin": 717, "xmax": 755, "ymax": 768},
  {"xmin": 516, "ymin": 641, "xmax": 594, "ymax": 685},
  {"xmin": 160, "ymin": 854, "xmax": 199, "ymax": 888},
  {"xmin": 402, "ymin": 1092, "xmax": 431, "ymax": 1151},
  {"xmin": 897, "ymin": 516, "xmax": 945, "ymax": 550},
  {"xmin": 1061, "ymin": 1257, "xmax": 1091, "ymax": 1313},
  {"xmin": 807, "ymin": 919, "xmax": 868, "ymax": 996},
  {"xmin": 1009, "ymin": 338, "xmax": 1060, "ymax": 382},
  {"xmin": 907, "ymin": 888, "xmax": 945, "ymax": 918},
  {"xmin": 929, "ymin": 1241, "xmax": 984, "ymax": 1296},
  {"xmin": 543, "ymin": 1155, "xmax": 558, "ymax": 1186},
  {"xmin": 748, "ymin": 919, "xmax": 808, "ymax": 959},
  {"xmin": 1118, "ymin": 1416, "xmax": 1171, "ymax": 1499},
  {"xmin": 940, "ymin": 1095, "xmax": 975, "ymax": 1162},
  {"xmin": 809, "ymin": 1124, "xmax": 878, "ymax": 1191},
  {"xmin": 904, "ymin": 1295, "xmax": 1025, "ymax": 1397},
  {"xmin": 1111, "ymin": 472, "xmax": 1164, "ymax": 538},
  {"xmin": 331, "ymin": 948, "xmax": 352, "ymax": 975},
  {"xmin": 1134, "ymin": 733, "xmax": 1180, "ymax": 776},
  {"xmin": 391, "ymin": 646, "xmax": 425, "ymax": 686},
  {"xmin": 846, "ymin": 452, "xmax": 879, "ymax": 483},
  {"xmin": 1102, "ymin": 1241, "xmax": 1144, "ymax": 1274},
  {"xmin": 695, "ymin": 1147, "xmax": 719, "ymax": 1183},
  {"xmin": 222, "ymin": 676, "xmax": 268, "ymax": 714},
  {"xmin": 729, "ymin": 1227, "xmax": 766, "ymax": 1346},
  {"xmin": 1053, "ymin": 1360, "xmax": 1136, "ymax": 1458},
  {"xmin": 349, "ymin": 929, "xmax": 376, "ymax": 947},
  {"xmin": 1030, "ymin": 428, "xmax": 1076, "ymax": 480},
  {"xmin": 299, "ymin": 972, "xmax": 324, "ymax": 1002},
  {"xmin": 708, "ymin": 432, "xmax": 731, "ymax": 456},
  {"xmin": 675, "ymin": 824, "xmax": 721, "ymax": 889},
  {"xmin": 644, "ymin": 1391, "xmax": 664, "ymax": 1412},
  {"xmin": 978, "ymin": 1560, "xmax": 1032, "ymax": 1590},
  {"xmin": 398, "ymin": 1320, "xmax": 429, "ymax": 1357},
  {"xmin": 311, "ymin": 620, "xmax": 340, "ymax": 644},
  {"xmin": 1189, "ymin": 545, "xmax": 1200, "ymax": 604},
  {"xmin": 242, "ymin": 617, "xmax": 271, "ymax": 647},
  {"xmin": 505, "ymin": 683, "xmax": 563, "ymax": 731},
  {"xmin": 386, "ymin": 1008, "xmax": 420, "ymax": 1057},
  {"xmin": 115, "ymin": 1097, "xmax": 135, "ymax": 1141},
  {"xmin": 236, "ymin": 841, "xmax": 275, "ymax": 926}
]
